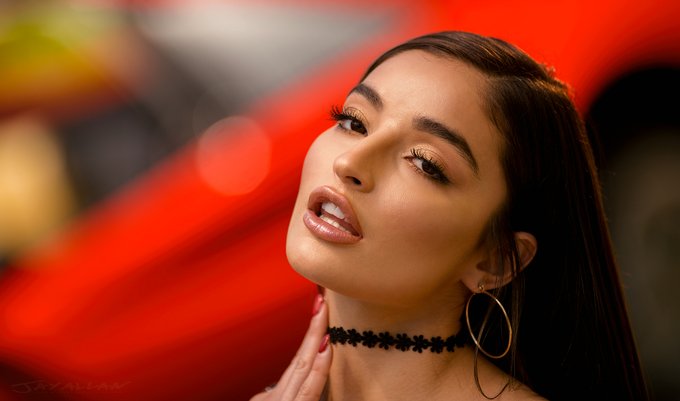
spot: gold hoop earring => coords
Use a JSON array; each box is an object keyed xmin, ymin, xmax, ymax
[
  {"xmin": 473, "ymin": 346, "xmax": 510, "ymax": 399},
  {"xmin": 465, "ymin": 285, "xmax": 512, "ymax": 359},
  {"xmin": 466, "ymin": 284, "xmax": 513, "ymax": 400}
]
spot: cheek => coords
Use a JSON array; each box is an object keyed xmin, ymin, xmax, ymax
[
  {"xmin": 286, "ymin": 130, "xmax": 339, "ymax": 274},
  {"xmin": 297, "ymin": 130, "xmax": 345, "ymax": 192},
  {"xmin": 289, "ymin": 132, "xmax": 335, "ymax": 213},
  {"xmin": 380, "ymin": 180, "xmax": 485, "ymax": 250},
  {"xmin": 367, "ymin": 184, "xmax": 490, "ymax": 291}
]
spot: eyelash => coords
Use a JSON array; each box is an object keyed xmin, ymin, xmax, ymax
[
  {"xmin": 329, "ymin": 105, "xmax": 450, "ymax": 185},
  {"xmin": 329, "ymin": 105, "xmax": 367, "ymax": 135},
  {"xmin": 409, "ymin": 148, "xmax": 450, "ymax": 184}
]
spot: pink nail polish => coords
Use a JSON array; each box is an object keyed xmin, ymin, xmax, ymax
[
  {"xmin": 312, "ymin": 294, "xmax": 324, "ymax": 316},
  {"xmin": 318, "ymin": 334, "xmax": 330, "ymax": 353}
]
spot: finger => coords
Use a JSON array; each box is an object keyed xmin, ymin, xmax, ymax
[
  {"xmin": 279, "ymin": 298, "xmax": 329, "ymax": 400},
  {"xmin": 279, "ymin": 301, "xmax": 328, "ymax": 397},
  {"xmin": 294, "ymin": 336, "xmax": 332, "ymax": 401},
  {"xmin": 275, "ymin": 295, "xmax": 327, "ymax": 390},
  {"xmin": 249, "ymin": 392, "xmax": 267, "ymax": 401}
]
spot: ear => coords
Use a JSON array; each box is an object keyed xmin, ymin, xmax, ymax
[{"xmin": 461, "ymin": 231, "xmax": 537, "ymax": 292}]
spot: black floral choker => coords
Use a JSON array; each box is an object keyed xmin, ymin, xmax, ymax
[{"xmin": 327, "ymin": 326, "xmax": 469, "ymax": 353}]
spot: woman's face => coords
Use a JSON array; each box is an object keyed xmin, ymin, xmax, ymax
[{"xmin": 286, "ymin": 50, "xmax": 507, "ymax": 307}]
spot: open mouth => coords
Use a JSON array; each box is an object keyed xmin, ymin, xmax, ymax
[
  {"xmin": 304, "ymin": 186, "xmax": 363, "ymax": 242},
  {"xmin": 313, "ymin": 200, "xmax": 360, "ymax": 236}
]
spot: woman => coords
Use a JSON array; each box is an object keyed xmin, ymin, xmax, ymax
[{"xmin": 251, "ymin": 31, "xmax": 648, "ymax": 400}]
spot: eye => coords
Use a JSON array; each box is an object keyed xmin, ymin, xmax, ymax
[
  {"xmin": 329, "ymin": 105, "xmax": 367, "ymax": 135},
  {"xmin": 339, "ymin": 118, "xmax": 366, "ymax": 134},
  {"xmin": 408, "ymin": 148, "xmax": 450, "ymax": 184}
]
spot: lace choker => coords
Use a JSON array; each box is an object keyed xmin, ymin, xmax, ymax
[{"xmin": 327, "ymin": 326, "xmax": 468, "ymax": 353}]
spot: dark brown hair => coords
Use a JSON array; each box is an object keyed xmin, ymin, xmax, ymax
[{"xmin": 361, "ymin": 31, "xmax": 648, "ymax": 400}]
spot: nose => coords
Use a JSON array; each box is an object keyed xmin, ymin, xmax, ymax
[{"xmin": 332, "ymin": 139, "xmax": 377, "ymax": 192}]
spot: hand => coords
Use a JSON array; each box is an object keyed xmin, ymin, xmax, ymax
[{"xmin": 250, "ymin": 295, "xmax": 332, "ymax": 401}]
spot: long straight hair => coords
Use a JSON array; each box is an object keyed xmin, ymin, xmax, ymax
[{"xmin": 361, "ymin": 32, "xmax": 648, "ymax": 400}]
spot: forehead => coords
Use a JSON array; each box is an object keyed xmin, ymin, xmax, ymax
[
  {"xmin": 361, "ymin": 50, "xmax": 489, "ymax": 119},
  {"xmin": 359, "ymin": 50, "xmax": 503, "ymax": 179}
]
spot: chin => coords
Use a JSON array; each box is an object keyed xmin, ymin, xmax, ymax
[
  {"xmin": 285, "ymin": 211, "xmax": 371, "ymax": 301},
  {"xmin": 286, "ymin": 246, "xmax": 328, "ymax": 285},
  {"xmin": 286, "ymin": 223, "xmax": 323, "ymax": 284},
  {"xmin": 285, "ymin": 236, "xmax": 351, "ymax": 299}
]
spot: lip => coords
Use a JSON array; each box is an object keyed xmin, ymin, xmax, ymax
[{"xmin": 303, "ymin": 186, "xmax": 363, "ymax": 244}]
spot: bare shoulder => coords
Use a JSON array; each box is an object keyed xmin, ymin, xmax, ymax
[
  {"xmin": 500, "ymin": 382, "xmax": 547, "ymax": 400},
  {"xmin": 469, "ymin": 350, "xmax": 547, "ymax": 400},
  {"xmin": 440, "ymin": 348, "xmax": 548, "ymax": 401}
]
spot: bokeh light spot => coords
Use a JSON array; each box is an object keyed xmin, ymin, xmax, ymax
[{"xmin": 196, "ymin": 116, "xmax": 271, "ymax": 196}]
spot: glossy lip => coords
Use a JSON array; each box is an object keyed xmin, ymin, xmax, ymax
[{"xmin": 303, "ymin": 186, "xmax": 363, "ymax": 244}]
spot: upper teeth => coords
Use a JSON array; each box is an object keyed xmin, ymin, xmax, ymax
[{"xmin": 321, "ymin": 201, "xmax": 345, "ymax": 220}]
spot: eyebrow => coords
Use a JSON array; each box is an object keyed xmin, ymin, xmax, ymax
[
  {"xmin": 413, "ymin": 116, "xmax": 480, "ymax": 177},
  {"xmin": 348, "ymin": 83, "xmax": 383, "ymax": 111},
  {"xmin": 349, "ymin": 82, "xmax": 479, "ymax": 176}
]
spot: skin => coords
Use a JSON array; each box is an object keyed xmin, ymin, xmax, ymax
[
  {"xmin": 287, "ymin": 50, "xmax": 508, "ymax": 306},
  {"xmin": 257, "ymin": 50, "xmax": 540, "ymax": 401}
]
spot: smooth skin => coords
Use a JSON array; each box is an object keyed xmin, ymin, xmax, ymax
[
  {"xmin": 267, "ymin": 51, "xmax": 543, "ymax": 400},
  {"xmin": 287, "ymin": 51, "xmax": 534, "ymax": 307}
]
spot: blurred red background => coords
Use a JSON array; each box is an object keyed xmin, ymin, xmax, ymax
[{"xmin": 0, "ymin": 0, "xmax": 678, "ymax": 400}]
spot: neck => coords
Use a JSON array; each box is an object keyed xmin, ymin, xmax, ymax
[{"xmin": 323, "ymin": 289, "xmax": 473, "ymax": 401}]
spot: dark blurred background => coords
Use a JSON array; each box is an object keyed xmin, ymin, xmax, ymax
[{"xmin": 0, "ymin": 0, "xmax": 677, "ymax": 400}]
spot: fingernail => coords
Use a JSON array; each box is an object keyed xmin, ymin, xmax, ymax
[
  {"xmin": 312, "ymin": 294, "xmax": 324, "ymax": 316},
  {"xmin": 318, "ymin": 334, "xmax": 330, "ymax": 353}
]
